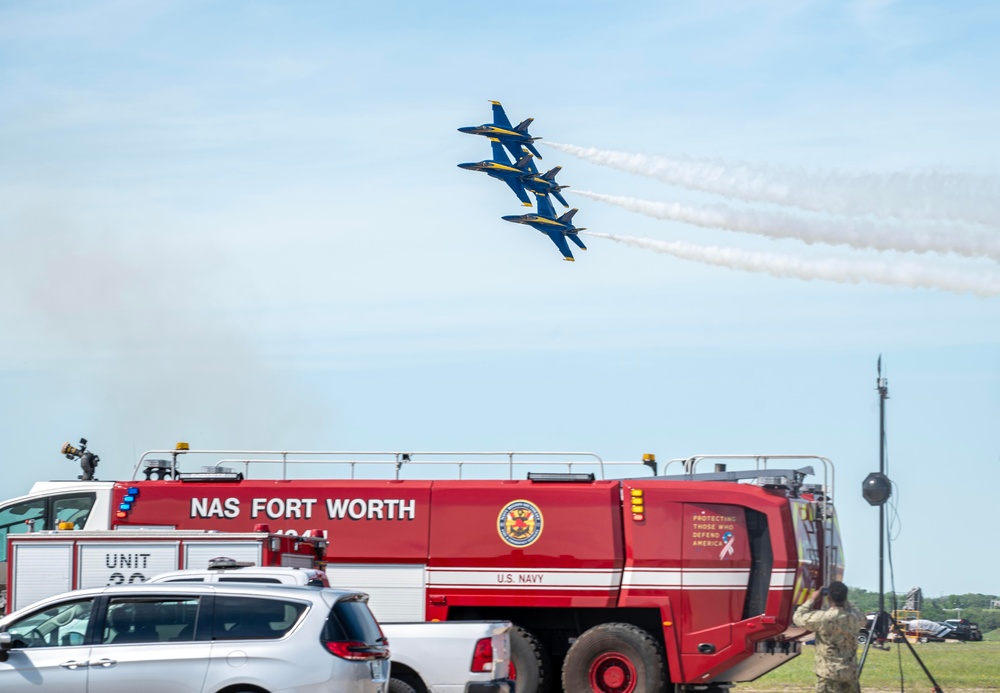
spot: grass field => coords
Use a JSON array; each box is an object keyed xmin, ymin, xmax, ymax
[{"xmin": 737, "ymin": 640, "xmax": 1000, "ymax": 691}]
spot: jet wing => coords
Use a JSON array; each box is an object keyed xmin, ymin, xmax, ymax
[
  {"xmin": 505, "ymin": 179, "xmax": 532, "ymax": 206},
  {"xmin": 490, "ymin": 101, "xmax": 513, "ymax": 129},
  {"xmin": 534, "ymin": 192, "xmax": 556, "ymax": 218},
  {"xmin": 502, "ymin": 140, "xmax": 530, "ymax": 163},
  {"xmin": 490, "ymin": 139, "xmax": 512, "ymax": 165},
  {"xmin": 544, "ymin": 230, "xmax": 575, "ymax": 261}
]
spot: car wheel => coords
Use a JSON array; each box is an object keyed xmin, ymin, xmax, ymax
[
  {"xmin": 857, "ymin": 632, "xmax": 868, "ymax": 644},
  {"xmin": 390, "ymin": 678, "xmax": 418, "ymax": 693}
]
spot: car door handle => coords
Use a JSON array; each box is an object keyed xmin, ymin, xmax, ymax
[
  {"xmin": 89, "ymin": 658, "xmax": 117, "ymax": 668},
  {"xmin": 60, "ymin": 660, "xmax": 89, "ymax": 669}
]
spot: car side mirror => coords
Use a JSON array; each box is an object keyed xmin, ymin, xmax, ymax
[{"xmin": 0, "ymin": 632, "xmax": 12, "ymax": 662}]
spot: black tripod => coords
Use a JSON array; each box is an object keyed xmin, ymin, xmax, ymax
[{"xmin": 857, "ymin": 357, "xmax": 942, "ymax": 693}]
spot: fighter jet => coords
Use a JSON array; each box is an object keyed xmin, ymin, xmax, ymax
[
  {"xmin": 457, "ymin": 139, "xmax": 535, "ymax": 206},
  {"xmin": 518, "ymin": 151, "xmax": 570, "ymax": 207},
  {"xmin": 458, "ymin": 100, "xmax": 543, "ymax": 161},
  {"xmin": 459, "ymin": 141, "xmax": 571, "ymax": 208},
  {"xmin": 502, "ymin": 192, "xmax": 587, "ymax": 262}
]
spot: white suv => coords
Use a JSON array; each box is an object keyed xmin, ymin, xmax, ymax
[{"xmin": 0, "ymin": 582, "xmax": 389, "ymax": 693}]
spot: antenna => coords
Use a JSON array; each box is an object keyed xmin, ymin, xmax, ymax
[
  {"xmin": 858, "ymin": 357, "xmax": 943, "ymax": 692},
  {"xmin": 877, "ymin": 355, "xmax": 888, "ymax": 640}
]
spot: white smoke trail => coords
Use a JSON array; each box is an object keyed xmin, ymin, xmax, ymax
[
  {"xmin": 585, "ymin": 232, "xmax": 1000, "ymax": 297},
  {"xmin": 548, "ymin": 142, "xmax": 1000, "ymax": 228},
  {"xmin": 574, "ymin": 190, "xmax": 1000, "ymax": 262}
]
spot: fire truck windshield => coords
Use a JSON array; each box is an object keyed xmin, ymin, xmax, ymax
[{"xmin": 0, "ymin": 493, "xmax": 96, "ymax": 562}]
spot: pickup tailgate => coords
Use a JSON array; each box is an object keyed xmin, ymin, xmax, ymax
[{"xmin": 382, "ymin": 620, "xmax": 511, "ymax": 693}]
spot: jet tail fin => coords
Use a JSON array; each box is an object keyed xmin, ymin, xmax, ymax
[
  {"xmin": 541, "ymin": 166, "xmax": 561, "ymax": 181},
  {"xmin": 557, "ymin": 208, "xmax": 579, "ymax": 224},
  {"xmin": 552, "ymin": 189, "xmax": 570, "ymax": 208},
  {"xmin": 515, "ymin": 117, "xmax": 534, "ymax": 132},
  {"xmin": 514, "ymin": 152, "xmax": 534, "ymax": 170},
  {"xmin": 567, "ymin": 233, "xmax": 587, "ymax": 250}
]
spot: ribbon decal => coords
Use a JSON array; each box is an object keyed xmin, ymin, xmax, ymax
[{"xmin": 719, "ymin": 531, "xmax": 735, "ymax": 559}]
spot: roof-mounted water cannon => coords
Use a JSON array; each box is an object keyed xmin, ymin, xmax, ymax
[{"xmin": 61, "ymin": 438, "xmax": 99, "ymax": 481}]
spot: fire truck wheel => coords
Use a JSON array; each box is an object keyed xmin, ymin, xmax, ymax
[
  {"xmin": 389, "ymin": 678, "xmax": 419, "ymax": 693},
  {"xmin": 510, "ymin": 626, "xmax": 552, "ymax": 693},
  {"xmin": 562, "ymin": 623, "xmax": 666, "ymax": 693}
]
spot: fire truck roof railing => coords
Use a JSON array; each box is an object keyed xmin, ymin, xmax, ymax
[
  {"xmin": 665, "ymin": 453, "xmax": 834, "ymax": 514},
  {"xmin": 132, "ymin": 449, "xmax": 832, "ymax": 492},
  {"xmin": 133, "ymin": 449, "xmax": 626, "ymax": 481}
]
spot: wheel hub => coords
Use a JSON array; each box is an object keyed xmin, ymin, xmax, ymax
[{"xmin": 589, "ymin": 652, "xmax": 636, "ymax": 693}]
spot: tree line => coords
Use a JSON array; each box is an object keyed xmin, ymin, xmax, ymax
[{"xmin": 848, "ymin": 587, "xmax": 1000, "ymax": 631}]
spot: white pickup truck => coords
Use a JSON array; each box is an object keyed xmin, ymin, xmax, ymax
[{"xmin": 146, "ymin": 563, "xmax": 513, "ymax": 693}]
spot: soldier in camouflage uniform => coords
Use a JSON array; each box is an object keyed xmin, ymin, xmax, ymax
[{"xmin": 793, "ymin": 581, "xmax": 866, "ymax": 693}]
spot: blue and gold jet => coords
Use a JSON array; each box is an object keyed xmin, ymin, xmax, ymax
[
  {"xmin": 458, "ymin": 139, "xmax": 536, "ymax": 206},
  {"xmin": 459, "ymin": 141, "xmax": 570, "ymax": 207},
  {"xmin": 502, "ymin": 192, "xmax": 587, "ymax": 262},
  {"xmin": 519, "ymin": 152, "xmax": 570, "ymax": 207},
  {"xmin": 458, "ymin": 100, "xmax": 543, "ymax": 161}
]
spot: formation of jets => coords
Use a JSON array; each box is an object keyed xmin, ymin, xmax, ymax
[{"xmin": 459, "ymin": 101, "xmax": 586, "ymax": 262}]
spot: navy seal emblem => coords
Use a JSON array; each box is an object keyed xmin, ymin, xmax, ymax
[{"xmin": 498, "ymin": 499, "xmax": 543, "ymax": 547}]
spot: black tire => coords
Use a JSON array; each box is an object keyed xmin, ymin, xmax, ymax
[
  {"xmin": 510, "ymin": 625, "xmax": 552, "ymax": 693},
  {"xmin": 857, "ymin": 632, "xmax": 868, "ymax": 644},
  {"xmin": 389, "ymin": 678, "xmax": 419, "ymax": 693},
  {"xmin": 562, "ymin": 623, "xmax": 667, "ymax": 693}
]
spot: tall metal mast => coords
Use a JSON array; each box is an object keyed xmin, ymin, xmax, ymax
[
  {"xmin": 859, "ymin": 356, "xmax": 943, "ymax": 692},
  {"xmin": 877, "ymin": 356, "xmax": 889, "ymax": 628}
]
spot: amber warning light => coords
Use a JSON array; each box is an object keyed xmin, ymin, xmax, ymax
[{"xmin": 630, "ymin": 488, "xmax": 645, "ymax": 521}]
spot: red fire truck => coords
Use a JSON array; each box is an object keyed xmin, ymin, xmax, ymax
[{"xmin": 0, "ymin": 444, "xmax": 842, "ymax": 693}]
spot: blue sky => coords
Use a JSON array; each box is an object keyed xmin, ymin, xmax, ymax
[{"xmin": 1, "ymin": 0, "xmax": 998, "ymax": 596}]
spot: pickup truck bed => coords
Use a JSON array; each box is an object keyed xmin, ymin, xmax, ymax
[{"xmin": 381, "ymin": 621, "xmax": 511, "ymax": 693}]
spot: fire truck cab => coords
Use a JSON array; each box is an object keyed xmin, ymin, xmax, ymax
[{"xmin": 1, "ymin": 445, "xmax": 843, "ymax": 693}]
